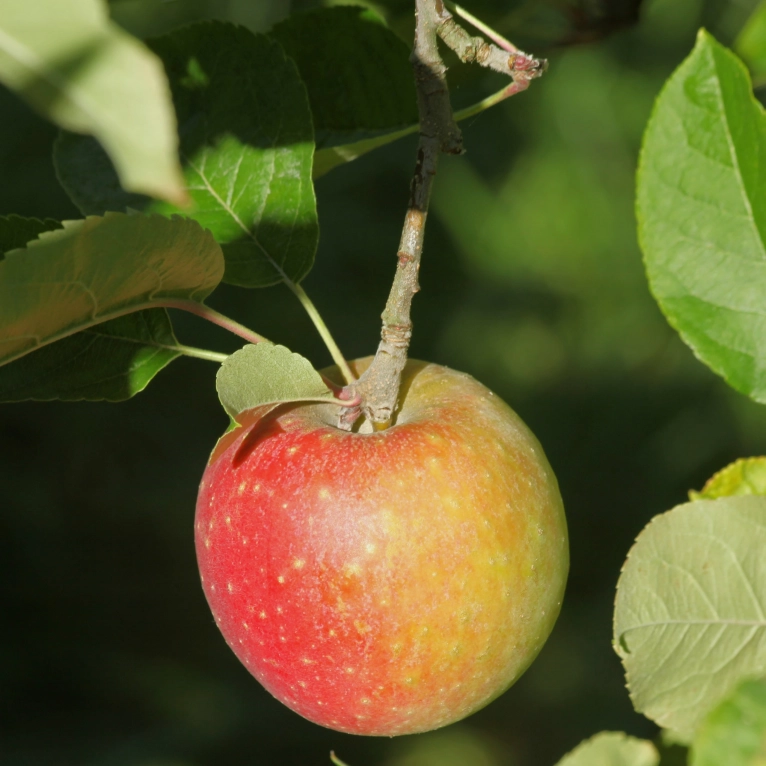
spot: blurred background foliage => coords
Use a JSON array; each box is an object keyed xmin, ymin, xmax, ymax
[{"xmin": 2, "ymin": 0, "xmax": 766, "ymax": 764}]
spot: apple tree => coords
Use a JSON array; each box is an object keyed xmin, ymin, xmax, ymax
[{"xmin": 0, "ymin": 0, "xmax": 765, "ymax": 764}]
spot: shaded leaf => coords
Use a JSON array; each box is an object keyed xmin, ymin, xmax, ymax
[
  {"xmin": 0, "ymin": 309, "xmax": 180, "ymax": 402},
  {"xmin": 736, "ymin": 1, "xmax": 766, "ymax": 84},
  {"xmin": 0, "ymin": 0, "xmax": 185, "ymax": 203},
  {"xmin": 637, "ymin": 30, "xmax": 766, "ymax": 403},
  {"xmin": 55, "ymin": 21, "xmax": 317, "ymax": 288},
  {"xmin": 0, "ymin": 212, "xmax": 223, "ymax": 367},
  {"xmin": 691, "ymin": 677, "xmax": 766, "ymax": 766},
  {"xmin": 613, "ymin": 496, "xmax": 766, "ymax": 743},
  {"xmin": 554, "ymin": 732, "xmax": 659, "ymax": 766},
  {"xmin": 690, "ymin": 457, "xmax": 766, "ymax": 500},
  {"xmin": 216, "ymin": 343, "xmax": 334, "ymax": 420},
  {"xmin": 0, "ymin": 215, "xmax": 62, "ymax": 257},
  {"xmin": 270, "ymin": 6, "xmax": 417, "ymax": 148}
]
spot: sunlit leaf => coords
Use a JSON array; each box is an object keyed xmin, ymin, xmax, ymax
[
  {"xmin": 0, "ymin": 0, "xmax": 185, "ymax": 204},
  {"xmin": 271, "ymin": 6, "xmax": 417, "ymax": 148},
  {"xmin": 554, "ymin": 731, "xmax": 659, "ymax": 766},
  {"xmin": 54, "ymin": 21, "xmax": 316, "ymax": 288},
  {"xmin": 690, "ymin": 457, "xmax": 766, "ymax": 500},
  {"xmin": 614, "ymin": 496, "xmax": 766, "ymax": 743},
  {"xmin": 0, "ymin": 212, "xmax": 223, "ymax": 368},
  {"xmin": 637, "ymin": 30, "xmax": 766, "ymax": 402},
  {"xmin": 216, "ymin": 343, "xmax": 335, "ymax": 420},
  {"xmin": 691, "ymin": 677, "xmax": 766, "ymax": 766}
]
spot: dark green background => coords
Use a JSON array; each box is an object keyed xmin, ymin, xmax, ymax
[{"xmin": 2, "ymin": 1, "xmax": 764, "ymax": 764}]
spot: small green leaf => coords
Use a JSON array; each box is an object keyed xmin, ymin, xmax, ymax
[
  {"xmin": 216, "ymin": 343, "xmax": 335, "ymax": 420},
  {"xmin": 613, "ymin": 496, "xmax": 766, "ymax": 743},
  {"xmin": 690, "ymin": 457, "xmax": 766, "ymax": 500},
  {"xmin": 270, "ymin": 6, "xmax": 417, "ymax": 149},
  {"xmin": 0, "ymin": 310, "xmax": 180, "ymax": 401},
  {"xmin": 0, "ymin": 215, "xmax": 62, "ymax": 257},
  {"xmin": 0, "ymin": 0, "xmax": 185, "ymax": 204},
  {"xmin": 554, "ymin": 732, "xmax": 659, "ymax": 766},
  {"xmin": 691, "ymin": 677, "xmax": 766, "ymax": 766},
  {"xmin": 54, "ymin": 21, "xmax": 317, "ymax": 288},
  {"xmin": 0, "ymin": 212, "xmax": 224, "ymax": 368},
  {"xmin": 736, "ymin": 1, "xmax": 766, "ymax": 83},
  {"xmin": 637, "ymin": 30, "xmax": 766, "ymax": 403}
]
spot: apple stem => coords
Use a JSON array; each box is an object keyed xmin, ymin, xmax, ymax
[{"xmin": 342, "ymin": 0, "xmax": 546, "ymax": 427}]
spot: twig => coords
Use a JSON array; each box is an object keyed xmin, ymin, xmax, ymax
[
  {"xmin": 340, "ymin": 0, "xmax": 460, "ymax": 428},
  {"xmin": 437, "ymin": 3, "xmax": 547, "ymax": 82},
  {"xmin": 342, "ymin": 0, "xmax": 546, "ymax": 428}
]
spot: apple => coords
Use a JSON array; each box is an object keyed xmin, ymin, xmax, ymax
[{"xmin": 195, "ymin": 358, "xmax": 568, "ymax": 736}]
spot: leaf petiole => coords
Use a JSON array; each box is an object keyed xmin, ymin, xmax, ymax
[
  {"xmin": 162, "ymin": 299, "xmax": 270, "ymax": 347},
  {"xmin": 286, "ymin": 281, "xmax": 356, "ymax": 385},
  {"xmin": 175, "ymin": 345, "xmax": 229, "ymax": 364}
]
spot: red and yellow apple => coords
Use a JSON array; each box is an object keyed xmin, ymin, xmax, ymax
[{"xmin": 195, "ymin": 358, "xmax": 568, "ymax": 736}]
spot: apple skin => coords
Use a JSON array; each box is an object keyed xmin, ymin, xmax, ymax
[{"xmin": 195, "ymin": 358, "xmax": 568, "ymax": 736}]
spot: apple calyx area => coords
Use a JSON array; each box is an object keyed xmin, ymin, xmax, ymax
[{"xmin": 195, "ymin": 358, "xmax": 568, "ymax": 736}]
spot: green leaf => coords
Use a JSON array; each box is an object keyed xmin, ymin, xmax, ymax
[
  {"xmin": 0, "ymin": 214, "xmax": 194, "ymax": 401},
  {"xmin": 691, "ymin": 677, "xmax": 766, "ymax": 766},
  {"xmin": 0, "ymin": 212, "xmax": 224, "ymax": 368},
  {"xmin": 54, "ymin": 21, "xmax": 317, "ymax": 288},
  {"xmin": 216, "ymin": 343, "xmax": 334, "ymax": 420},
  {"xmin": 613, "ymin": 496, "xmax": 766, "ymax": 743},
  {"xmin": 0, "ymin": 0, "xmax": 186, "ymax": 204},
  {"xmin": 554, "ymin": 732, "xmax": 659, "ymax": 766},
  {"xmin": 270, "ymin": 6, "xmax": 417, "ymax": 149},
  {"xmin": 0, "ymin": 215, "xmax": 62, "ymax": 257},
  {"xmin": 736, "ymin": 2, "xmax": 766, "ymax": 84},
  {"xmin": 637, "ymin": 30, "xmax": 766, "ymax": 403},
  {"xmin": 690, "ymin": 457, "xmax": 766, "ymax": 500},
  {"xmin": 0, "ymin": 309, "xmax": 180, "ymax": 401}
]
